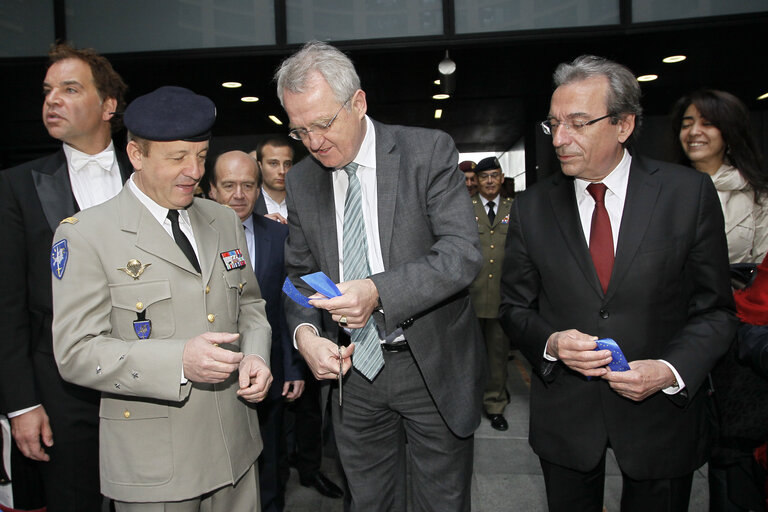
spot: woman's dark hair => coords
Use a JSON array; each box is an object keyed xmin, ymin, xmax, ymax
[{"xmin": 671, "ymin": 89, "xmax": 767, "ymax": 201}]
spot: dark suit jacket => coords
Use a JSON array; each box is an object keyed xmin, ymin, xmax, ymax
[
  {"xmin": 0, "ymin": 147, "xmax": 131, "ymax": 412},
  {"xmin": 254, "ymin": 193, "xmax": 268, "ymax": 217},
  {"xmin": 499, "ymin": 154, "xmax": 737, "ymax": 479},
  {"xmin": 283, "ymin": 119, "xmax": 486, "ymax": 437},
  {"xmin": 248, "ymin": 212, "xmax": 304, "ymax": 399}
]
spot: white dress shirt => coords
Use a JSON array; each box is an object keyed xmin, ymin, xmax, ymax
[
  {"xmin": 262, "ymin": 189, "xmax": 288, "ymax": 219},
  {"xmin": 64, "ymin": 141, "xmax": 123, "ymax": 210}
]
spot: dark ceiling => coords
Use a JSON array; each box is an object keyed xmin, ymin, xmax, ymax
[{"xmin": 1, "ymin": 12, "xmax": 767, "ymax": 172}]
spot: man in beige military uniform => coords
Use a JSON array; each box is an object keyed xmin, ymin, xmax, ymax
[
  {"xmin": 51, "ymin": 86, "xmax": 272, "ymax": 511},
  {"xmin": 469, "ymin": 156, "xmax": 514, "ymax": 431}
]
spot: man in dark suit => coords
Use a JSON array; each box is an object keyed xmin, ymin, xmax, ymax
[
  {"xmin": 275, "ymin": 41, "xmax": 485, "ymax": 512},
  {"xmin": 498, "ymin": 55, "xmax": 737, "ymax": 511},
  {"xmin": 209, "ymin": 150, "xmax": 305, "ymax": 512},
  {"xmin": 0, "ymin": 44, "xmax": 129, "ymax": 512},
  {"xmin": 252, "ymin": 136, "xmax": 293, "ymax": 222}
]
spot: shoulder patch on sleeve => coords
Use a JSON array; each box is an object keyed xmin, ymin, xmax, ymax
[
  {"xmin": 51, "ymin": 239, "xmax": 69, "ymax": 279},
  {"xmin": 60, "ymin": 216, "xmax": 79, "ymax": 225}
]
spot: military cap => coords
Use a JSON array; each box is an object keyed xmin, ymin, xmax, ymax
[
  {"xmin": 124, "ymin": 86, "xmax": 216, "ymax": 142},
  {"xmin": 458, "ymin": 160, "xmax": 476, "ymax": 172},
  {"xmin": 474, "ymin": 156, "xmax": 501, "ymax": 173}
]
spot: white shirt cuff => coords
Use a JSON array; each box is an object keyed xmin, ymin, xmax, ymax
[
  {"xmin": 8, "ymin": 404, "xmax": 42, "ymax": 418},
  {"xmin": 658, "ymin": 359, "xmax": 685, "ymax": 395},
  {"xmin": 293, "ymin": 323, "xmax": 320, "ymax": 349}
]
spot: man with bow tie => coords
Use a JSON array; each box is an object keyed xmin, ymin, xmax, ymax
[{"xmin": 0, "ymin": 43, "xmax": 130, "ymax": 512}]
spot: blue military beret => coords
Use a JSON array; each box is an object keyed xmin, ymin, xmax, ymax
[
  {"xmin": 124, "ymin": 86, "xmax": 216, "ymax": 142},
  {"xmin": 474, "ymin": 156, "xmax": 501, "ymax": 173}
]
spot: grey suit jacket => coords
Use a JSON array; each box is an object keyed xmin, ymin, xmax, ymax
[
  {"xmin": 52, "ymin": 185, "xmax": 271, "ymax": 502},
  {"xmin": 283, "ymin": 119, "xmax": 486, "ymax": 437}
]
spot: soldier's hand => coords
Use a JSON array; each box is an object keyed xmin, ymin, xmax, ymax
[
  {"xmin": 11, "ymin": 406, "xmax": 53, "ymax": 462},
  {"xmin": 237, "ymin": 355, "xmax": 273, "ymax": 402},
  {"xmin": 182, "ymin": 332, "xmax": 243, "ymax": 383}
]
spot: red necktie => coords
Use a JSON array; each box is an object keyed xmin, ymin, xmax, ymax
[{"xmin": 587, "ymin": 183, "xmax": 613, "ymax": 293}]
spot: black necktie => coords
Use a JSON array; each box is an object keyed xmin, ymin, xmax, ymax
[
  {"xmin": 167, "ymin": 209, "xmax": 201, "ymax": 273},
  {"xmin": 487, "ymin": 200, "xmax": 496, "ymax": 225}
]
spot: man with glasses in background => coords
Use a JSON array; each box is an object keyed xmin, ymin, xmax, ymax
[
  {"xmin": 469, "ymin": 156, "xmax": 514, "ymax": 432},
  {"xmin": 499, "ymin": 55, "xmax": 736, "ymax": 510},
  {"xmin": 275, "ymin": 41, "xmax": 485, "ymax": 512}
]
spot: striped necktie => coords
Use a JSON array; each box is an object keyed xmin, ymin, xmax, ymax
[{"xmin": 343, "ymin": 162, "xmax": 385, "ymax": 380}]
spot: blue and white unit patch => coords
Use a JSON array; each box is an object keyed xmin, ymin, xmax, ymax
[{"xmin": 51, "ymin": 239, "xmax": 69, "ymax": 280}]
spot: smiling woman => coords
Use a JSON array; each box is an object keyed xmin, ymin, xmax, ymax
[{"xmin": 671, "ymin": 89, "xmax": 768, "ymax": 264}]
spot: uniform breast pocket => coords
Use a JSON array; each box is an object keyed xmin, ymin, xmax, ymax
[
  {"xmin": 223, "ymin": 271, "xmax": 245, "ymax": 322},
  {"xmin": 108, "ymin": 280, "xmax": 174, "ymax": 340}
]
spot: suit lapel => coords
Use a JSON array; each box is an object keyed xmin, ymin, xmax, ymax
[
  {"xmin": 31, "ymin": 150, "xmax": 76, "ymax": 232},
  {"xmin": 250, "ymin": 214, "xmax": 272, "ymax": 278},
  {"xmin": 188, "ymin": 202, "xmax": 218, "ymax": 283},
  {"xmin": 374, "ymin": 122, "xmax": 399, "ymax": 270},
  {"xmin": 608, "ymin": 157, "xmax": 660, "ymax": 298},
  {"xmin": 549, "ymin": 175, "xmax": 604, "ymax": 296}
]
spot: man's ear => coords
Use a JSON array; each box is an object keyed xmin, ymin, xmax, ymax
[
  {"xmin": 126, "ymin": 140, "xmax": 143, "ymax": 171},
  {"xmin": 102, "ymin": 97, "xmax": 118, "ymax": 122},
  {"xmin": 617, "ymin": 114, "xmax": 635, "ymax": 144},
  {"xmin": 351, "ymin": 89, "xmax": 367, "ymax": 120}
]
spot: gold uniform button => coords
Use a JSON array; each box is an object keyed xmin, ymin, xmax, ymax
[
  {"xmin": 490, "ymin": 259, "xmax": 495, "ymax": 264},
  {"xmin": 123, "ymin": 410, "xmax": 131, "ymax": 418},
  {"xmin": 490, "ymin": 244, "xmax": 495, "ymax": 249},
  {"xmin": 490, "ymin": 230, "xmax": 494, "ymax": 235},
  {"xmin": 207, "ymin": 314, "xmax": 215, "ymax": 323},
  {"xmin": 205, "ymin": 286, "xmax": 210, "ymax": 294},
  {"xmin": 488, "ymin": 273, "xmax": 493, "ymax": 279},
  {"xmin": 238, "ymin": 283, "xmax": 244, "ymax": 291},
  {"xmin": 135, "ymin": 302, "xmax": 143, "ymax": 311}
]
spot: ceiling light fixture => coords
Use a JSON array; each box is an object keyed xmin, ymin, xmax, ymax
[
  {"xmin": 434, "ymin": 79, "xmax": 441, "ymax": 85},
  {"xmin": 434, "ymin": 109, "xmax": 443, "ymax": 119},
  {"xmin": 269, "ymin": 115, "xmax": 283, "ymax": 125},
  {"xmin": 637, "ymin": 74, "xmax": 658, "ymax": 82},
  {"xmin": 662, "ymin": 55, "xmax": 686, "ymax": 63},
  {"xmin": 757, "ymin": 92, "xmax": 768, "ymax": 101},
  {"xmin": 432, "ymin": 93, "xmax": 450, "ymax": 100},
  {"xmin": 240, "ymin": 96, "xmax": 259, "ymax": 102},
  {"xmin": 438, "ymin": 51, "xmax": 456, "ymax": 75},
  {"xmin": 222, "ymin": 81, "xmax": 242, "ymax": 88}
]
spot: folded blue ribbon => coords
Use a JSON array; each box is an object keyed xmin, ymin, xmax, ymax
[
  {"xmin": 282, "ymin": 272, "xmax": 341, "ymax": 308},
  {"xmin": 594, "ymin": 338, "xmax": 630, "ymax": 372}
]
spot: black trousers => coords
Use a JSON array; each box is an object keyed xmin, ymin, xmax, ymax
[{"xmin": 540, "ymin": 455, "xmax": 694, "ymax": 512}]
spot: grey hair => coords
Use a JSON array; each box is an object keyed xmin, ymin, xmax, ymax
[
  {"xmin": 553, "ymin": 55, "xmax": 643, "ymax": 137},
  {"xmin": 275, "ymin": 41, "xmax": 360, "ymax": 107}
]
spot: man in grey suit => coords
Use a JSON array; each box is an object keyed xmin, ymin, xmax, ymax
[
  {"xmin": 51, "ymin": 86, "xmax": 272, "ymax": 511},
  {"xmin": 275, "ymin": 41, "xmax": 486, "ymax": 512}
]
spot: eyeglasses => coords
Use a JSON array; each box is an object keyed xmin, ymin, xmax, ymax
[
  {"xmin": 477, "ymin": 172, "xmax": 502, "ymax": 181},
  {"xmin": 540, "ymin": 113, "xmax": 614, "ymax": 136},
  {"xmin": 289, "ymin": 98, "xmax": 350, "ymax": 141}
]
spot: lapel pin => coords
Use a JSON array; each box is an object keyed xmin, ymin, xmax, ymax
[{"xmin": 118, "ymin": 259, "xmax": 151, "ymax": 280}]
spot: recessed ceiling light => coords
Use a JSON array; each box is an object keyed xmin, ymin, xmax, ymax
[
  {"xmin": 662, "ymin": 55, "xmax": 686, "ymax": 64},
  {"xmin": 757, "ymin": 92, "xmax": 768, "ymax": 101},
  {"xmin": 269, "ymin": 115, "xmax": 283, "ymax": 125},
  {"xmin": 240, "ymin": 96, "xmax": 259, "ymax": 102},
  {"xmin": 434, "ymin": 79, "xmax": 441, "ymax": 85},
  {"xmin": 434, "ymin": 109, "xmax": 443, "ymax": 119},
  {"xmin": 222, "ymin": 81, "xmax": 242, "ymax": 88},
  {"xmin": 637, "ymin": 74, "xmax": 658, "ymax": 82},
  {"xmin": 432, "ymin": 93, "xmax": 450, "ymax": 100}
]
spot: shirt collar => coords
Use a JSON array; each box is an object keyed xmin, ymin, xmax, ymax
[
  {"xmin": 574, "ymin": 148, "xmax": 632, "ymax": 201},
  {"xmin": 63, "ymin": 141, "xmax": 116, "ymax": 172},
  {"xmin": 337, "ymin": 115, "xmax": 376, "ymax": 172},
  {"xmin": 128, "ymin": 174, "xmax": 193, "ymax": 227},
  {"xmin": 479, "ymin": 194, "xmax": 500, "ymax": 207}
]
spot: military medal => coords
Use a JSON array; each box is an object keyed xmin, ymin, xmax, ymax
[
  {"xmin": 133, "ymin": 310, "xmax": 151, "ymax": 340},
  {"xmin": 220, "ymin": 249, "xmax": 246, "ymax": 270},
  {"xmin": 118, "ymin": 259, "xmax": 151, "ymax": 280}
]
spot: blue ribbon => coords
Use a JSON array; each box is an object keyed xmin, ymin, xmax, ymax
[
  {"xmin": 594, "ymin": 338, "xmax": 630, "ymax": 372},
  {"xmin": 283, "ymin": 272, "xmax": 342, "ymax": 308}
]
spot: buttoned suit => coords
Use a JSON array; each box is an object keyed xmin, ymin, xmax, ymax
[
  {"xmin": 248, "ymin": 212, "xmax": 303, "ymax": 512},
  {"xmin": 51, "ymin": 186, "xmax": 271, "ymax": 503},
  {"xmin": 0, "ymin": 147, "xmax": 131, "ymax": 511},
  {"xmin": 284, "ymin": 119, "xmax": 485, "ymax": 511},
  {"xmin": 499, "ymin": 155, "xmax": 736, "ymax": 501},
  {"xmin": 469, "ymin": 194, "xmax": 513, "ymax": 415}
]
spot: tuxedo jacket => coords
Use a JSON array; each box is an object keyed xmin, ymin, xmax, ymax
[
  {"xmin": 283, "ymin": 119, "xmax": 486, "ymax": 438},
  {"xmin": 0, "ymin": 147, "xmax": 131, "ymax": 413},
  {"xmin": 248, "ymin": 212, "xmax": 303, "ymax": 400},
  {"xmin": 51, "ymin": 187, "xmax": 272, "ymax": 502},
  {"xmin": 469, "ymin": 194, "xmax": 513, "ymax": 318},
  {"xmin": 499, "ymin": 154, "xmax": 737, "ymax": 479}
]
